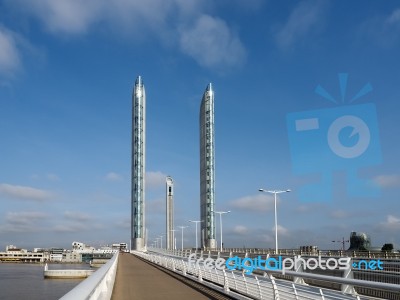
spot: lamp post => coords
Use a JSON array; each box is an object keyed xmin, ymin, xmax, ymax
[
  {"xmin": 177, "ymin": 226, "xmax": 188, "ymax": 251},
  {"xmin": 213, "ymin": 210, "xmax": 231, "ymax": 250},
  {"xmin": 159, "ymin": 235, "xmax": 165, "ymax": 249},
  {"xmin": 258, "ymin": 188, "xmax": 291, "ymax": 254},
  {"xmin": 189, "ymin": 220, "xmax": 203, "ymax": 249},
  {"xmin": 170, "ymin": 229, "xmax": 178, "ymax": 250}
]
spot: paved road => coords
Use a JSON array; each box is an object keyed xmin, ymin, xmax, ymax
[{"xmin": 111, "ymin": 253, "xmax": 219, "ymax": 300}]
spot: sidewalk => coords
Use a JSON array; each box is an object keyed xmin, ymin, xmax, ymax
[{"xmin": 111, "ymin": 253, "xmax": 212, "ymax": 300}]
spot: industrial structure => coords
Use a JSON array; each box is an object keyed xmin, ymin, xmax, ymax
[
  {"xmin": 199, "ymin": 83, "xmax": 216, "ymax": 249},
  {"xmin": 166, "ymin": 176, "xmax": 174, "ymax": 250},
  {"xmin": 348, "ymin": 231, "xmax": 371, "ymax": 251},
  {"xmin": 131, "ymin": 75, "xmax": 146, "ymax": 251}
]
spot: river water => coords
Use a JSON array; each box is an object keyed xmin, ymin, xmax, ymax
[{"xmin": 0, "ymin": 263, "xmax": 91, "ymax": 300}]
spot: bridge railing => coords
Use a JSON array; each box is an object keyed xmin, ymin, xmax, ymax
[
  {"xmin": 60, "ymin": 252, "xmax": 119, "ymax": 300},
  {"xmin": 151, "ymin": 247, "xmax": 400, "ymax": 298},
  {"xmin": 151, "ymin": 247, "xmax": 400, "ymax": 259},
  {"xmin": 135, "ymin": 250, "xmax": 394, "ymax": 300}
]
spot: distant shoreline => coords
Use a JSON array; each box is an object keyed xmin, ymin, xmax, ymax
[{"xmin": 0, "ymin": 261, "xmax": 87, "ymax": 265}]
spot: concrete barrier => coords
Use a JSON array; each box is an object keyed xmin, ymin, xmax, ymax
[
  {"xmin": 59, "ymin": 252, "xmax": 119, "ymax": 300},
  {"xmin": 44, "ymin": 264, "xmax": 94, "ymax": 279}
]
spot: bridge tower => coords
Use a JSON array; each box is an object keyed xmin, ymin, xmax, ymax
[
  {"xmin": 199, "ymin": 83, "xmax": 216, "ymax": 249},
  {"xmin": 131, "ymin": 75, "xmax": 146, "ymax": 251}
]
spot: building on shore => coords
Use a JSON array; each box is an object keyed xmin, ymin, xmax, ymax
[
  {"xmin": 0, "ymin": 245, "xmax": 44, "ymax": 262},
  {"xmin": 348, "ymin": 231, "xmax": 371, "ymax": 251},
  {"xmin": 0, "ymin": 242, "xmax": 122, "ymax": 263},
  {"xmin": 62, "ymin": 251, "xmax": 82, "ymax": 263}
]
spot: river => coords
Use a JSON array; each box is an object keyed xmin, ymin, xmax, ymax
[{"xmin": 0, "ymin": 263, "xmax": 91, "ymax": 300}]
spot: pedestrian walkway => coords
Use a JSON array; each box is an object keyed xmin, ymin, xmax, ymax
[{"xmin": 111, "ymin": 253, "xmax": 218, "ymax": 300}]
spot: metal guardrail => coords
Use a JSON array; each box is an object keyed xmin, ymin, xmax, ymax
[
  {"xmin": 59, "ymin": 252, "xmax": 119, "ymax": 300},
  {"xmin": 213, "ymin": 249, "xmax": 400, "ymax": 258},
  {"xmin": 155, "ymin": 248, "xmax": 400, "ymax": 298},
  {"xmin": 134, "ymin": 250, "xmax": 387, "ymax": 300}
]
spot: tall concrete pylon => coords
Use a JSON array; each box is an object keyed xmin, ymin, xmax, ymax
[{"xmin": 131, "ymin": 75, "xmax": 146, "ymax": 251}]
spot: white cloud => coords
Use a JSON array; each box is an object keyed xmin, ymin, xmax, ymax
[
  {"xmin": 275, "ymin": 0, "xmax": 328, "ymax": 49},
  {"xmin": 30, "ymin": 173, "xmax": 60, "ymax": 181},
  {"xmin": 11, "ymin": 0, "xmax": 102, "ymax": 34},
  {"xmin": 105, "ymin": 172, "xmax": 123, "ymax": 181},
  {"xmin": 0, "ymin": 183, "xmax": 53, "ymax": 201},
  {"xmin": 274, "ymin": 224, "xmax": 289, "ymax": 235},
  {"xmin": 9, "ymin": 0, "xmax": 192, "ymax": 35},
  {"xmin": 115, "ymin": 218, "xmax": 130, "ymax": 229},
  {"xmin": 295, "ymin": 203, "xmax": 324, "ymax": 213},
  {"xmin": 232, "ymin": 225, "xmax": 249, "ymax": 235},
  {"xmin": 46, "ymin": 173, "xmax": 60, "ymax": 181},
  {"xmin": 388, "ymin": 215, "xmax": 400, "ymax": 223},
  {"xmin": 64, "ymin": 211, "xmax": 92, "ymax": 222},
  {"xmin": 0, "ymin": 211, "xmax": 48, "ymax": 233},
  {"xmin": 230, "ymin": 194, "xmax": 276, "ymax": 213},
  {"xmin": 146, "ymin": 171, "xmax": 168, "ymax": 189},
  {"xmin": 229, "ymin": 0, "xmax": 264, "ymax": 11},
  {"xmin": 7, "ymin": 0, "xmax": 246, "ymax": 69},
  {"xmin": 359, "ymin": 8, "xmax": 400, "ymax": 47},
  {"xmin": 259, "ymin": 233, "xmax": 274, "ymax": 244},
  {"xmin": 380, "ymin": 215, "xmax": 400, "ymax": 230},
  {"xmin": 373, "ymin": 175, "xmax": 400, "ymax": 188},
  {"xmin": 53, "ymin": 223, "xmax": 87, "ymax": 233},
  {"xmin": 146, "ymin": 198, "xmax": 165, "ymax": 214},
  {"xmin": 6, "ymin": 211, "xmax": 48, "ymax": 224},
  {"xmin": 386, "ymin": 9, "xmax": 400, "ymax": 25},
  {"xmin": 330, "ymin": 210, "xmax": 350, "ymax": 219},
  {"xmin": 179, "ymin": 14, "xmax": 246, "ymax": 69},
  {"xmin": 0, "ymin": 26, "xmax": 21, "ymax": 76}
]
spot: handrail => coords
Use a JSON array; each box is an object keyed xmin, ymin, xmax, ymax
[
  {"xmin": 266, "ymin": 268, "xmax": 400, "ymax": 293},
  {"xmin": 135, "ymin": 251, "xmax": 388, "ymax": 300},
  {"xmin": 60, "ymin": 252, "xmax": 119, "ymax": 300},
  {"xmin": 149, "ymin": 248, "xmax": 400, "ymax": 293},
  {"xmin": 176, "ymin": 247, "xmax": 400, "ymax": 259}
]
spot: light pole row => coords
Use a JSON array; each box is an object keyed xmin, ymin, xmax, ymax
[
  {"xmin": 258, "ymin": 189, "xmax": 291, "ymax": 254},
  {"xmin": 214, "ymin": 210, "xmax": 230, "ymax": 250},
  {"xmin": 153, "ymin": 188, "xmax": 290, "ymax": 252},
  {"xmin": 177, "ymin": 226, "xmax": 188, "ymax": 250},
  {"xmin": 188, "ymin": 220, "xmax": 203, "ymax": 249},
  {"xmin": 151, "ymin": 225, "xmax": 188, "ymax": 251}
]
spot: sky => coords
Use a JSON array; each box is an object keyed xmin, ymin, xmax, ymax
[{"xmin": 1, "ymin": 0, "xmax": 400, "ymax": 251}]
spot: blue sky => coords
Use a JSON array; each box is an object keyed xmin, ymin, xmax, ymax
[{"xmin": 1, "ymin": 0, "xmax": 400, "ymax": 251}]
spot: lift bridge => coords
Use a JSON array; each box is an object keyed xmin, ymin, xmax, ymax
[{"xmin": 60, "ymin": 249, "xmax": 400, "ymax": 300}]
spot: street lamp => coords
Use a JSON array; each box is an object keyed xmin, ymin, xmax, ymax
[
  {"xmin": 213, "ymin": 210, "xmax": 231, "ymax": 250},
  {"xmin": 189, "ymin": 220, "xmax": 203, "ymax": 249},
  {"xmin": 258, "ymin": 188, "xmax": 291, "ymax": 254},
  {"xmin": 170, "ymin": 229, "xmax": 178, "ymax": 250},
  {"xmin": 159, "ymin": 235, "xmax": 165, "ymax": 249},
  {"xmin": 177, "ymin": 226, "xmax": 188, "ymax": 251}
]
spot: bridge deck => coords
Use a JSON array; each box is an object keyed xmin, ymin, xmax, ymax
[{"xmin": 111, "ymin": 253, "xmax": 216, "ymax": 300}]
